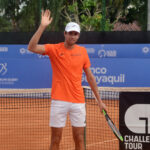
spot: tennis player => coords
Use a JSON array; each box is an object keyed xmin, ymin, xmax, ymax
[{"xmin": 28, "ymin": 9, "xmax": 106, "ymax": 150}]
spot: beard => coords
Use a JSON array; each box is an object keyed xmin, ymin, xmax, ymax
[{"xmin": 67, "ymin": 39, "xmax": 77, "ymax": 46}]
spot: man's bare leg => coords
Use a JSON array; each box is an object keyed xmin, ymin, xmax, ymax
[
  {"xmin": 72, "ymin": 126, "xmax": 85, "ymax": 150},
  {"xmin": 49, "ymin": 127, "xmax": 63, "ymax": 150}
]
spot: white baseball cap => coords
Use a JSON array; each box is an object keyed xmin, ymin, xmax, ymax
[{"xmin": 65, "ymin": 22, "xmax": 80, "ymax": 33}]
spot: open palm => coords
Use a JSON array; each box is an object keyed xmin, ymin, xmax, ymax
[{"xmin": 41, "ymin": 10, "xmax": 53, "ymax": 27}]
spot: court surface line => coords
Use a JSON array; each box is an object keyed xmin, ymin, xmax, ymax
[{"xmin": 69, "ymin": 138, "xmax": 118, "ymax": 150}]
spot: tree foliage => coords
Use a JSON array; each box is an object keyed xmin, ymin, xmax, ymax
[
  {"xmin": 121, "ymin": 0, "xmax": 147, "ymax": 30},
  {"xmin": 0, "ymin": 0, "xmax": 148, "ymax": 32},
  {"xmin": 0, "ymin": 0, "xmax": 41, "ymax": 31}
]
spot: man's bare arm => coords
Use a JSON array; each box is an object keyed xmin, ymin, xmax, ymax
[
  {"xmin": 28, "ymin": 10, "xmax": 53, "ymax": 54},
  {"xmin": 84, "ymin": 67, "xmax": 106, "ymax": 112}
]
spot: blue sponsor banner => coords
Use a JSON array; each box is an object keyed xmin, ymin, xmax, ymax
[
  {"xmin": 0, "ymin": 58, "xmax": 52, "ymax": 88},
  {"xmin": 1, "ymin": 44, "xmax": 150, "ymax": 59},
  {"xmin": 1, "ymin": 58, "xmax": 150, "ymax": 88},
  {"xmin": 80, "ymin": 44, "xmax": 150, "ymax": 58},
  {"xmin": 0, "ymin": 45, "xmax": 49, "ymax": 59},
  {"xmin": 0, "ymin": 44, "xmax": 150, "ymax": 88},
  {"xmin": 82, "ymin": 58, "xmax": 150, "ymax": 87}
]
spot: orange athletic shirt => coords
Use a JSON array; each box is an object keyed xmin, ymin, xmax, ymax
[{"xmin": 44, "ymin": 42, "xmax": 91, "ymax": 103}]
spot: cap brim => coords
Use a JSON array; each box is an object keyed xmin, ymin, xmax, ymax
[{"xmin": 65, "ymin": 29, "xmax": 80, "ymax": 33}]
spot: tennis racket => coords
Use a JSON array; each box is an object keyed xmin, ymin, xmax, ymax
[
  {"xmin": 102, "ymin": 109, "xmax": 124, "ymax": 142},
  {"xmin": 92, "ymin": 91, "xmax": 123, "ymax": 141}
]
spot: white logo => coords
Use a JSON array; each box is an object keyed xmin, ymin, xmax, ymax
[
  {"xmin": 0, "ymin": 47, "xmax": 8, "ymax": 52},
  {"xmin": 37, "ymin": 54, "xmax": 48, "ymax": 59},
  {"xmin": 19, "ymin": 48, "xmax": 48, "ymax": 59},
  {"xmin": 98, "ymin": 45, "xmax": 117, "ymax": 58},
  {"xmin": 125, "ymin": 104, "xmax": 150, "ymax": 134},
  {"xmin": 86, "ymin": 48, "xmax": 95, "ymax": 54},
  {"xmin": 142, "ymin": 47, "xmax": 149, "ymax": 54},
  {"xmin": 91, "ymin": 67, "xmax": 107, "ymax": 74},
  {"xmin": 0, "ymin": 63, "xmax": 7, "ymax": 75},
  {"xmin": 98, "ymin": 49, "xmax": 106, "ymax": 58},
  {"xmin": 82, "ymin": 67, "xmax": 125, "ymax": 85},
  {"xmin": 20, "ymin": 48, "xmax": 26, "ymax": 54},
  {"xmin": 20, "ymin": 48, "xmax": 32, "ymax": 55}
]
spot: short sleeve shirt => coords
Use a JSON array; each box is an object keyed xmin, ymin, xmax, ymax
[{"xmin": 44, "ymin": 42, "xmax": 91, "ymax": 103}]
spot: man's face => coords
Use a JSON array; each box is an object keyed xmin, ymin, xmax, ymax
[{"xmin": 64, "ymin": 31, "xmax": 80, "ymax": 46}]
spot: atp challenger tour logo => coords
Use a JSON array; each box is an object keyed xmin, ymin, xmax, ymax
[{"xmin": 124, "ymin": 104, "xmax": 150, "ymax": 150}]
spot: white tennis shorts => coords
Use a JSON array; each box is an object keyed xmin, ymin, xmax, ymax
[{"xmin": 50, "ymin": 100, "xmax": 86, "ymax": 128}]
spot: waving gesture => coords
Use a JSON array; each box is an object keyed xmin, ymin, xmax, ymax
[{"xmin": 41, "ymin": 9, "xmax": 53, "ymax": 28}]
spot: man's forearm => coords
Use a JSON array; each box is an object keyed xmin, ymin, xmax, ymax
[
  {"xmin": 86, "ymin": 74, "xmax": 102, "ymax": 104},
  {"xmin": 28, "ymin": 25, "xmax": 46, "ymax": 52}
]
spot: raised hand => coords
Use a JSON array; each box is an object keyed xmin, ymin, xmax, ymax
[{"xmin": 41, "ymin": 9, "xmax": 53, "ymax": 28}]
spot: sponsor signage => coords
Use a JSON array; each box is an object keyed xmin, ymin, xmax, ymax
[
  {"xmin": 0, "ymin": 45, "xmax": 49, "ymax": 59},
  {"xmin": 1, "ymin": 58, "xmax": 150, "ymax": 88},
  {"xmin": 1, "ymin": 44, "xmax": 150, "ymax": 59},
  {"xmin": 0, "ymin": 44, "xmax": 150, "ymax": 88},
  {"xmin": 120, "ymin": 92, "xmax": 150, "ymax": 150},
  {"xmin": 82, "ymin": 58, "xmax": 150, "ymax": 87},
  {"xmin": 0, "ymin": 59, "xmax": 52, "ymax": 88},
  {"xmin": 82, "ymin": 44, "xmax": 150, "ymax": 58}
]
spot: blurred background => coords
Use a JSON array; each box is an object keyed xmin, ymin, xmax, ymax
[{"xmin": 0, "ymin": 0, "xmax": 149, "ymax": 32}]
